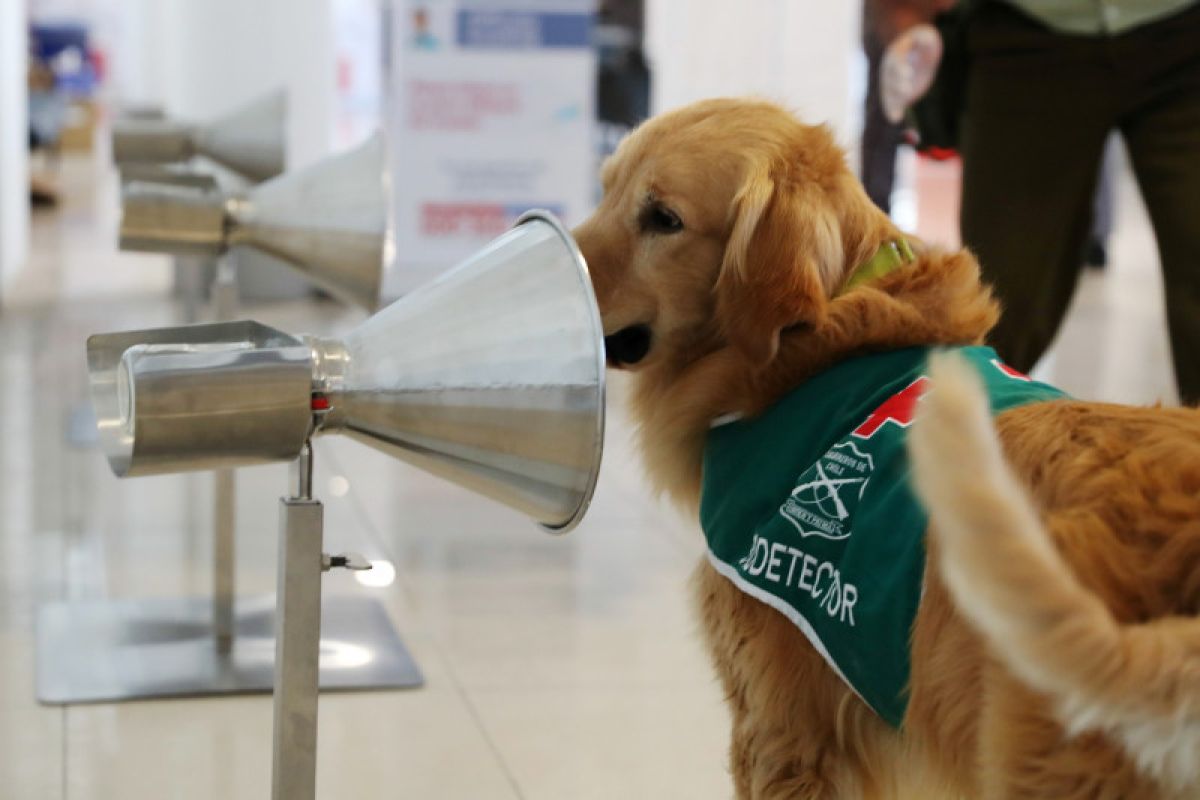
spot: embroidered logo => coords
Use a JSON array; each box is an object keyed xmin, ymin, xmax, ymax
[{"xmin": 780, "ymin": 441, "xmax": 875, "ymax": 541}]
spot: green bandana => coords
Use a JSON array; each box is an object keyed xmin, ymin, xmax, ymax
[{"xmin": 700, "ymin": 346, "xmax": 1066, "ymax": 727}]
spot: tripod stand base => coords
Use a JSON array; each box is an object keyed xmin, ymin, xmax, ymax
[{"xmin": 36, "ymin": 594, "xmax": 423, "ymax": 704}]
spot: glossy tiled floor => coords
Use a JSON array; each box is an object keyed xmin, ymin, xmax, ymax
[{"xmin": 0, "ymin": 139, "xmax": 1182, "ymax": 799}]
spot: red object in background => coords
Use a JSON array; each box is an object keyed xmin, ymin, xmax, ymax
[
  {"xmin": 921, "ymin": 145, "xmax": 958, "ymax": 161},
  {"xmin": 421, "ymin": 203, "xmax": 509, "ymax": 237},
  {"xmin": 903, "ymin": 130, "xmax": 959, "ymax": 162}
]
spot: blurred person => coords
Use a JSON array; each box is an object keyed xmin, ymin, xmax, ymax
[
  {"xmin": 862, "ymin": 0, "xmax": 950, "ymax": 213},
  {"xmin": 882, "ymin": 0, "xmax": 1200, "ymax": 404},
  {"xmin": 860, "ymin": 1, "xmax": 911, "ymax": 213}
]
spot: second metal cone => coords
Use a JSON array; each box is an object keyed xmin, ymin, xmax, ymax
[{"xmin": 228, "ymin": 132, "xmax": 388, "ymax": 311}]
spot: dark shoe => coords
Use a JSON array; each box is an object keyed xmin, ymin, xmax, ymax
[{"xmin": 1084, "ymin": 238, "xmax": 1107, "ymax": 270}]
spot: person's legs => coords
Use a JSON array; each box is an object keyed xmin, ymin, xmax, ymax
[
  {"xmin": 959, "ymin": 3, "xmax": 1115, "ymax": 371},
  {"xmin": 1117, "ymin": 3, "xmax": 1200, "ymax": 405}
]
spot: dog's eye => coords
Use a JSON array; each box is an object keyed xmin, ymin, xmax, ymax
[{"xmin": 641, "ymin": 203, "xmax": 684, "ymax": 235}]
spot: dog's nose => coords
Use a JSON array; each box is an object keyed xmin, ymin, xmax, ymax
[{"xmin": 604, "ymin": 325, "xmax": 653, "ymax": 366}]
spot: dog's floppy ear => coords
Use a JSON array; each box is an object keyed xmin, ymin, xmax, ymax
[{"xmin": 715, "ymin": 166, "xmax": 844, "ymax": 366}]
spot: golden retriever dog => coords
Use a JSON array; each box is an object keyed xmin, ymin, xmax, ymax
[{"xmin": 573, "ymin": 98, "xmax": 1200, "ymax": 799}]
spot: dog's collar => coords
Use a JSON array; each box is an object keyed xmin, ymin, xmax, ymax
[{"xmin": 840, "ymin": 239, "xmax": 915, "ymax": 294}]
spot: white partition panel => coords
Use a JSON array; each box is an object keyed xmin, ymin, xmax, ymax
[{"xmin": 645, "ymin": 0, "xmax": 861, "ymax": 143}]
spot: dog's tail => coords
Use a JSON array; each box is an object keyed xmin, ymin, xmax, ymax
[{"xmin": 908, "ymin": 351, "xmax": 1200, "ymax": 790}]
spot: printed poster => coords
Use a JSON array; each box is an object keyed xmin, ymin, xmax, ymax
[{"xmin": 387, "ymin": 0, "xmax": 596, "ymax": 294}]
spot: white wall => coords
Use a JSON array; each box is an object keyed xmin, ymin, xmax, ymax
[
  {"xmin": 113, "ymin": 0, "xmax": 176, "ymax": 112},
  {"xmin": 0, "ymin": 0, "xmax": 30, "ymax": 302},
  {"xmin": 645, "ymin": 0, "xmax": 861, "ymax": 145}
]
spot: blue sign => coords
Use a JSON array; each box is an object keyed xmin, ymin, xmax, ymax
[{"xmin": 456, "ymin": 11, "xmax": 592, "ymax": 49}]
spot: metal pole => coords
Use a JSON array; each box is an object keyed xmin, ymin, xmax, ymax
[
  {"xmin": 212, "ymin": 253, "xmax": 239, "ymax": 654},
  {"xmin": 175, "ymin": 254, "xmax": 211, "ymax": 325},
  {"xmin": 271, "ymin": 441, "xmax": 323, "ymax": 800},
  {"xmin": 212, "ymin": 468, "xmax": 236, "ymax": 653}
]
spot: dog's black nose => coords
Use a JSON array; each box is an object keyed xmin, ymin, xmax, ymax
[{"xmin": 604, "ymin": 325, "xmax": 653, "ymax": 366}]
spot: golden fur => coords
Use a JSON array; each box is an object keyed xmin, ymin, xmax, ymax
[{"xmin": 572, "ymin": 98, "xmax": 1200, "ymax": 799}]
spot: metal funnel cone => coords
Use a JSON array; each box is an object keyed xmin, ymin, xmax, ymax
[
  {"xmin": 227, "ymin": 132, "xmax": 387, "ymax": 311},
  {"xmin": 86, "ymin": 212, "xmax": 605, "ymax": 532},
  {"xmin": 111, "ymin": 91, "xmax": 286, "ymax": 183},
  {"xmin": 117, "ymin": 133, "xmax": 387, "ymax": 311},
  {"xmin": 192, "ymin": 90, "xmax": 286, "ymax": 182},
  {"xmin": 311, "ymin": 211, "xmax": 605, "ymax": 531}
]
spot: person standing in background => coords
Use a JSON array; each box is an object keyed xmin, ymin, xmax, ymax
[
  {"xmin": 860, "ymin": 0, "xmax": 909, "ymax": 214},
  {"xmin": 861, "ymin": 0, "xmax": 954, "ymax": 212},
  {"xmin": 881, "ymin": 0, "xmax": 1200, "ymax": 404}
]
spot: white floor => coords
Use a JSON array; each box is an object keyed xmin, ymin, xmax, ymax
[{"xmin": 0, "ymin": 139, "xmax": 1183, "ymax": 799}]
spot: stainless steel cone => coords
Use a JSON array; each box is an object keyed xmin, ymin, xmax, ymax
[
  {"xmin": 117, "ymin": 133, "xmax": 387, "ymax": 311},
  {"xmin": 86, "ymin": 211, "xmax": 605, "ymax": 532},
  {"xmin": 111, "ymin": 90, "xmax": 286, "ymax": 183},
  {"xmin": 310, "ymin": 211, "xmax": 605, "ymax": 531},
  {"xmin": 227, "ymin": 132, "xmax": 387, "ymax": 311},
  {"xmin": 191, "ymin": 90, "xmax": 286, "ymax": 182}
]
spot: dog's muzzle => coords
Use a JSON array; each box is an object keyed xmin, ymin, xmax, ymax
[{"xmin": 604, "ymin": 325, "xmax": 652, "ymax": 367}]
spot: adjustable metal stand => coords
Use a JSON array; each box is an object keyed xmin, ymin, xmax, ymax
[
  {"xmin": 36, "ymin": 254, "xmax": 423, "ymax": 705},
  {"xmin": 272, "ymin": 442, "xmax": 326, "ymax": 800},
  {"xmin": 273, "ymin": 442, "xmax": 401, "ymax": 798},
  {"xmin": 174, "ymin": 253, "xmax": 215, "ymax": 324}
]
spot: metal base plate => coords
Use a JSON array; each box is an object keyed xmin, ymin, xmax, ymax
[{"xmin": 36, "ymin": 594, "xmax": 424, "ymax": 704}]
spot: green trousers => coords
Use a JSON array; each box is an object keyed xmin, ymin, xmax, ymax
[{"xmin": 960, "ymin": 1, "xmax": 1200, "ymax": 404}]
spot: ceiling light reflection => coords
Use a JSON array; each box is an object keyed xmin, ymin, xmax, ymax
[{"xmin": 354, "ymin": 559, "xmax": 396, "ymax": 588}]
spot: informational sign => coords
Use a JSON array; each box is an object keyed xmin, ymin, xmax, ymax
[{"xmin": 387, "ymin": 0, "xmax": 596, "ymax": 295}]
